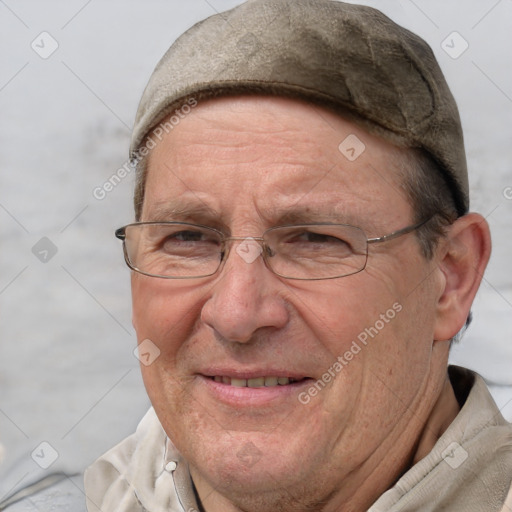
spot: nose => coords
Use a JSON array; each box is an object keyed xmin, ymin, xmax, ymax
[{"xmin": 200, "ymin": 238, "xmax": 289, "ymax": 343}]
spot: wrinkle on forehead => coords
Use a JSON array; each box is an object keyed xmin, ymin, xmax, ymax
[
  {"xmin": 144, "ymin": 193, "xmax": 384, "ymax": 236},
  {"xmin": 142, "ymin": 96, "xmax": 412, "ymax": 232}
]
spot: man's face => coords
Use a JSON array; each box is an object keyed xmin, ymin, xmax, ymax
[{"xmin": 132, "ymin": 97, "xmax": 446, "ymax": 506}]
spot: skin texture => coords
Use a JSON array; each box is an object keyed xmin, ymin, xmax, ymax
[{"xmin": 131, "ymin": 96, "xmax": 491, "ymax": 512}]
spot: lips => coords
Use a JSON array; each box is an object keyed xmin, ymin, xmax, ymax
[
  {"xmin": 198, "ymin": 370, "xmax": 314, "ymax": 407},
  {"xmin": 211, "ymin": 376, "xmax": 306, "ymax": 387}
]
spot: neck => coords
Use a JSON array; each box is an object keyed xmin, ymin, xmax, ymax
[{"xmin": 411, "ymin": 374, "xmax": 461, "ymax": 464}]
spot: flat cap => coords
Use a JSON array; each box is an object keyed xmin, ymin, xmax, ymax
[{"xmin": 131, "ymin": 0, "xmax": 469, "ymax": 215}]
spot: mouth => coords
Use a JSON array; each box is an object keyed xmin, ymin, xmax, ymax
[
  {"xmin": 209, "ymin": 376, "xmax": 308, "ymax": 388},
  {"xmin": 198, "ymin": 372, "xmax": 314, "ymax": 407}
]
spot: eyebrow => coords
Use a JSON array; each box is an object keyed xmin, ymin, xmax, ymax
[
  {"xmin": 144, "ymin": 200, "xmax": 377, "ymax": 232},
  {"xmin": 145, "ymin": 200, "xmax": 222, "ymax": 225},
  {"xmin": 271, "ymin": 207, "xmax": 357, "ymax": 226}
]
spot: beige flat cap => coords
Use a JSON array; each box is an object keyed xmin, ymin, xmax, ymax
[{"xmin": 131, "ymin": 0, "xmax": 469, "ymax": 214}]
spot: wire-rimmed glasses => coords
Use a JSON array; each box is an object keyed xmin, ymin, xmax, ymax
[{"xmin": 115, "ymin": 218, "xmax": 430, "ymax": 280}]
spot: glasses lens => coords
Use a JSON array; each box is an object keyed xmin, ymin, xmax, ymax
[
  {"xmin": 123, "ymin": 223, "xmax": 223, "ymax": 278},
  {"xmin": 264, "ymin": 224, "xmax": 368, "ymax": 279}
]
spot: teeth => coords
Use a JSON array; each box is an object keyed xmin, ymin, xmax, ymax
[
  {"xmin": 212, "ymin": 376, "xmax": 297, "ymax": 387},
  {"xmin": 264, "ymin": 376, "xmax": 278, "ymax": 387},
  {"xmin": 248, "ymin": 377, "xmax": 265, "ymax": 388}
]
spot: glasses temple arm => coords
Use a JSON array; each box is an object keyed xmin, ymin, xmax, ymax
[{"xmin": 367, "ymin": 217, "xmax": 432, "ymax": 244}]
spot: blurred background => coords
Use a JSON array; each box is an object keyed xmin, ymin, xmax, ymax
[{"xmin": 0, "ymin": 0, "xmax": 511, "ymax": 502}]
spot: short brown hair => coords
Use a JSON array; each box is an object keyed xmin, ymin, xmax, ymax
[{"xmin": 398, "ymin": 149, "xmax": 458, "ymax": 259}]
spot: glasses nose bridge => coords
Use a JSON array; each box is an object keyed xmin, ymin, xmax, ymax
[
  {"xmin": 221, "ymin": 235, "xmax": 267, "ymax": 252},
  {"xmin": 223, "ymin": 235, "xmax": 265, "ymax": 243}
]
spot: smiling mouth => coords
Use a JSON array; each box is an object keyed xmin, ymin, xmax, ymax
[{"xmin": 209, "ymin": 376, "xmax": 309, "ymax": 388}]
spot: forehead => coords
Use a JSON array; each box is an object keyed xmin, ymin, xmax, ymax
[{"xmin": 142, "ymin": 96, "xmax": 412, "ymax": 227}]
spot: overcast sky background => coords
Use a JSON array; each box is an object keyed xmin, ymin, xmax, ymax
[{"xmin": 0, "ymin": 0, "xmax": 511, "ymax": 498}]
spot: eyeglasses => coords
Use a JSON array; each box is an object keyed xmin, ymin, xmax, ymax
[{"xmin": 115, "ymin": 218, "xmax": 430, "ymax": 281}]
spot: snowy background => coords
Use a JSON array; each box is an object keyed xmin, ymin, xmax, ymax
[{"xmin": 0, "ymin": 0, "xmax": 511, "ymax": 503}]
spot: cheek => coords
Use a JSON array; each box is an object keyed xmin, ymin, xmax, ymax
[
  {"xmin": 131, "ymin": 277, "xmax": 204, "ymax": 430},
  {"xmin": 131, "ymin": 275, "xmax": 203, "ymax": 345},
  {"xmin": 131, "ymin": 276, "xmax": 206, "ymax": 402},
  {"xmin": 291, "ymin": 277, "xmax": 399, "ymax": 348},
  {"xmin": 292, "ymin": 269, "xmax": 432, "ymax": 401}
]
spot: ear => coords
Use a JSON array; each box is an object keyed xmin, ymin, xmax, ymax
[{"xmin": 433, "ymin": 213, "xmax": 491, "ymax": 341}]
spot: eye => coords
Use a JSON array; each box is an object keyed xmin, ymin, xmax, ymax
[
  {"xmin": 170, "ymin": 230, "xmax": 211, "ymax": 242},
  {"xmin": 272, "ymin": 227, "xmax": 356, "ymax": 260},
  {"xmin": 148, "ymin": 227, "xmax": 222, "ymax": 256},
  {"xmin": 289, "ymin": 230, "xmax": 349, "ymax": 246},
  {"xmin": 160, "ymin": 228, "xmax": 220, "ymax": 248}
]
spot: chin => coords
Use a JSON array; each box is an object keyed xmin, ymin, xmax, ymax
[{"xmin": 189, "ymin": 426, "xmax": 314, "ymax": 487}]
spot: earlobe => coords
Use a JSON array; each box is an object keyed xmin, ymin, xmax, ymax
[{"xmin": 433, "ymin": 213, "xmax": 491, "ymax": 342}]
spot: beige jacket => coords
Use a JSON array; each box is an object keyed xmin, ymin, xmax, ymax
[{"xmin": 84, "ymin": 367, "xmax": 512, "ymax": 512}]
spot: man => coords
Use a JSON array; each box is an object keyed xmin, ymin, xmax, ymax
[{"xmin": 85, "ymin": 0, "xmax": 512, "ymax": 510}]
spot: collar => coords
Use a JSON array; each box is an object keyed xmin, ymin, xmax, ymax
[
  {"xmin": 163, "ymin": 437, "xmax": 200, "ymax": 512},
  {"xmin": 368, "ymin": 366, "xmax": 512, "ymax": 511}
]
